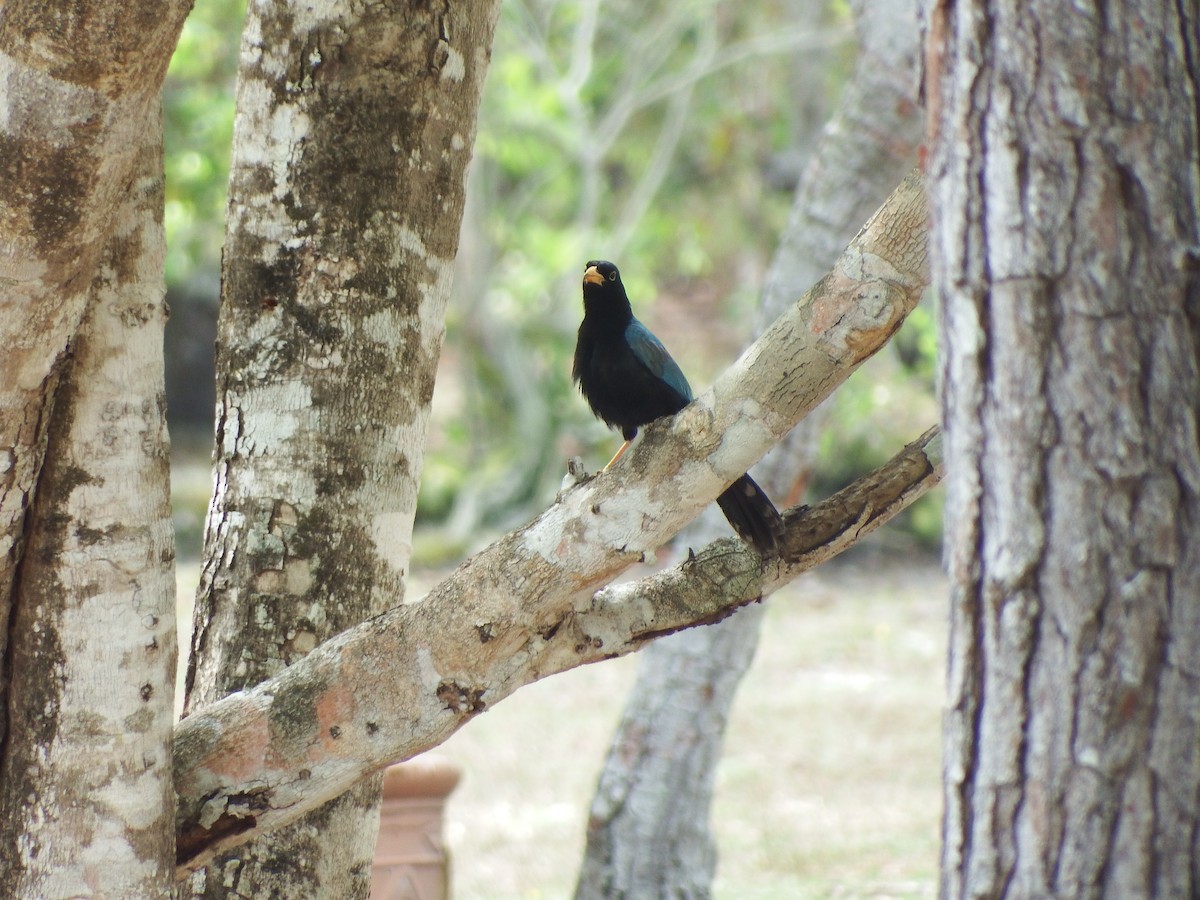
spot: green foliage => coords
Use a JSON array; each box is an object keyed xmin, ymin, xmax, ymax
[
  {"xmin": 424, "ymin": 0, "xmax": 857, "ymax": 534},
  {"xmin": 163, "ymin": 0, "xmax": 243, "ymax": 288},
  {"xmin": 159, "ymin": 0, "xmax": 941, "ymax": 546}
]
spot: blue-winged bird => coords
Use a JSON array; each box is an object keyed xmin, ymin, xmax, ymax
[{"xmin": 572, "ymin": 260, "xmax": 783, "ymax": 555}]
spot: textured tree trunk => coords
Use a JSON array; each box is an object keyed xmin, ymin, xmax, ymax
[
  {"xmin": 179, "ymin": 1, "xmax": 501, "ymax": 896},
  {"xmin": 0, "ymin": 0, "xmax": 191, "ymax": 751},
  {"xmin": 574, "ymin": 598, "xmax": 763, "ymax": 899},
  {"xmin": 930, "ymin": 0, "xmax": 1200, "ymax": 895},
  {"xmin": 0, "ymin": 116, "xmax": 179, "ymax": 896},
  {"xmin": 0, "ymin": 2, "xmax": 190, "ymax": 892},
  {"xmin": 575, "ymin": 1, "xmax": 924, "ymax": 895}
]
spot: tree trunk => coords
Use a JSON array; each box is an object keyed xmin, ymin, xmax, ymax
[
  {"xmin": 930, "ymin": 1, "xmax": 1200, "ymax": 895},
  {"xmin": 179, "ymin": 1, "xmax": 501, "ymax": 896},
  {"xmin": 0, "ymin": 4, "xmax": 189, "ymax": 889},
  {"xmin": 0, "ymin": 116, "xmax": 178, "ymax": 896},
  {"xmin": 0, "ymin": 0, "xmax": 190, "ymax": 750},
  {"xmin": 575, "ymin": 0, "xmax": 924, "ymax": 894}
]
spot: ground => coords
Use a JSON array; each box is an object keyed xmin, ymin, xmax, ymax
[{"xmin": 434, "ymin": 548, "xmax": 946, "ymax": 899}]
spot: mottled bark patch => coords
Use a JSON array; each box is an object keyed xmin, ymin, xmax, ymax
[
  {"xmin": 436, "ymin": 681, "xmax": 486, "ymax": 715},
  {"xmin": 268, "ymin": 672, "xmax": 331, "ymax": 748},
  {"xmin": 0, "ymin": 135, "xmax": 98, "ymax": 254}
]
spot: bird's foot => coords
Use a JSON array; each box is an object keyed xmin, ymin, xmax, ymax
[{"xmin": 602, "ymin": 440, "xmax": 632, "ymax": 471}]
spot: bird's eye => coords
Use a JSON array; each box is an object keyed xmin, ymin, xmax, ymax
[{"xmin": 607, "ymin": 270, "xmax": 617, "ymax": 281}]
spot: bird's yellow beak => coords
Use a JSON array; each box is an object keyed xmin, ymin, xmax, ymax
[{"xmin": 583, "ymin": 265, "xmax": 604, "ymax": 286}]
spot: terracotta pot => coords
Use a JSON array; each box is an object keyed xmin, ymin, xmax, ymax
[{"xmin": 370, "ymin": 756, "xmax": 462, "ymax": 900}]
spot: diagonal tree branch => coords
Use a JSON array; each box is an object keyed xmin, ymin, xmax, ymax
[
  {"xmin": 590, "ymin": 425, "xmax": 942, "ymax": 647},
  {"xmin": 173, "ymin": 171, "xmax": 931, "ymax": 873}
]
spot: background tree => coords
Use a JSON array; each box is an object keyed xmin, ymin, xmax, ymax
[
  {"xmin": 575, "ymin": 0, "xmax": 925, "ymax": 894},
  {"xmin": 928, "ymin": 0, "xmax": 1200, "ymax": 894}
]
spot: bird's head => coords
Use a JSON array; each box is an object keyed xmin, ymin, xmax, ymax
[
  {"xmin": 581, "ymin": 259, "xmax": 630, "ymax": 312},
  {"xmin": 581, "ymin": 259, "xmax": 634, "ymax": 327},
  {"xmin": 583, "ymin": 259, "xmax": 621, "ymax": 288}
]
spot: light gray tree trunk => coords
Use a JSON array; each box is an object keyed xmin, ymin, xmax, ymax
[
  {"xmin": 0, "ymin": 116, "xmax": 178, "ymax": 896},
  {"xmin": 574, "ymin": 0, "xmax": 924, "ymax": 895},
  {"xmin": 930, "ymin": 0, "xmax": 1200, "ymax": 895},
  {"xmin": 0, "ymin": 2, "xmax": 191, "ymax": 893},
  {"xmin": 0, "ymin": 0, "xmax": 190, "ymax": 749},
  {"xmin": 179, "ymin": 1, "xmax": 501, "ymax": 896}
]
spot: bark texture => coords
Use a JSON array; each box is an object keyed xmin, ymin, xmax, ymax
[
  {"xmin": 180, "ymin": 1, "xmax": 501, "ymax": 896},
  {"xmin": 172, "ymin": 174, "xmax": 932, "ymax": 873},
  {"xmin": 930, "ymin": 1, "xmax": 1200, "ymax": 895},
  {"xmin": 173, "ymin": 424, "xmax": 942, "ymax": 875},
  {"xmin": 575, "ymin": 0, "xmax": 925, "ymax": 893},
  {"xmin": 0, "ymin": 120, "xmax": 178, "ymax": 896},
  {"xmin": 0, "ymin": 0, "xmax": 191, "ymax": 749}
]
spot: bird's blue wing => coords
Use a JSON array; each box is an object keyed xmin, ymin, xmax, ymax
[{"xmin": 625, "ymin": 319, "xmax": 693, "ymax": 402}]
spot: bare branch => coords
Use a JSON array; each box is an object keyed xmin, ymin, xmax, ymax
[
  {"xmin": 173, "ymin": 171, "xmax": 930, "ymax": 873},
  {"xmin": 592, "ymin": 24, "xmax": 848, "ymax": 158},
  {"xmin": 588, "ymin": 425, "xmax": 942, "ymax": 648},
  {"xmin": 609, "ymin": 17, "xmax": 715, "ymax": 257}
]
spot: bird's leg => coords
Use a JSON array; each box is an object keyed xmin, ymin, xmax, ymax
[{"xmin": 603, "ymin": 440, "xmax": 632, "ymax": 472}]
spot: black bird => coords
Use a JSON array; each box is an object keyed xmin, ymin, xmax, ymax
[{"xmin": 572, "ymin": 259, "xmax": 783, "ymax": 555}]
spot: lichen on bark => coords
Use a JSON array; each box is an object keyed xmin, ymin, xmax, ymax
[{"xmin": 181, "ymin": 0, "xmax": 503, "ymax": 896}]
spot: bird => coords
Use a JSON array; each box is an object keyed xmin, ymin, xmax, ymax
[{"xmin": 572, "ymin": 259, "xmax": 783, "ymax": 555}]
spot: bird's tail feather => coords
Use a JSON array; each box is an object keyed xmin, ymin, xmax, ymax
[{"xmin": 716, "ymin": 473, "xmax": 784, "ymax": 556}]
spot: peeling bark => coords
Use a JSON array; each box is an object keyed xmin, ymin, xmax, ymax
[
  {"xmin": 172, "ymin": 175, "xmax": 932, "ymax": 873},
  {"xmin": 0, "ymin": 117, "xmax": 177, "ymax": 897},
  {"xmin": 179, "ymin": 0, "xmax": 501, "ymax": 896},
  {"xmin": 930, "ymin": 0, "xmax": 1200, "ymax": 895}
]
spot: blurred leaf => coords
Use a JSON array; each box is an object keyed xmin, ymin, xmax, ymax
[
  {"xmin": 163, "ymin": 0, "xmax": 243, "ymax": 289},
  {"xmin": 159, "ymin": 0, "xmax": 938, "ymax": 545}
]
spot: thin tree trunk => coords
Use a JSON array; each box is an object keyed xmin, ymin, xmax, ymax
[
  {"xmin": 179, "ymin": 1, "xmax": 501, "ymax": 896},
  {"xmin": 930, "ymin": 0, "xmax": 1200, "ymax": 895},
  {"xmin": 0, "ymin": 116, "xmax": 178, "ymax": 896},
  {"xmin": 0, "ymin": 0, "xmax": 190, "ymax": 750},
  {"xmin": 575, "ymin": 0, "xmax": 924, "ymax": 894}
]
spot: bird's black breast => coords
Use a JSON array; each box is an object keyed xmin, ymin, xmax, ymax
[{"xmin": 574, "ymin": 325, "xmax": 691, "ymax": 440}]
